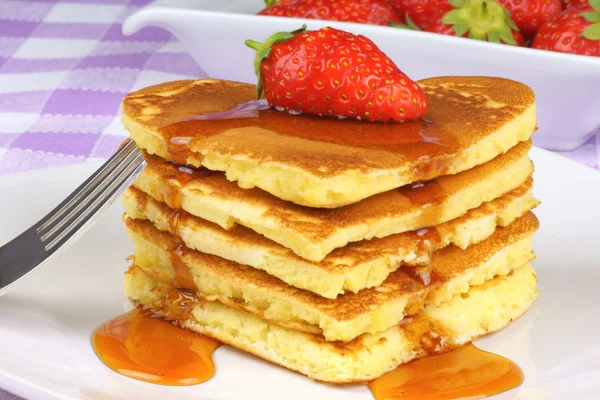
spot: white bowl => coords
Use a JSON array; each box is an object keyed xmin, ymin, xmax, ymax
[{"xmin": 123, "ymin": 0, "xmax": 600, "ymax": 151}]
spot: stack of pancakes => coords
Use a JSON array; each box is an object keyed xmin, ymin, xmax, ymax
[{"xmin": 119, "ymin": 76, "xmax": 540, "ymax": 383}]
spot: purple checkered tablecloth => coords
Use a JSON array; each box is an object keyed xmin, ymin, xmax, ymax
[
  {"xmin": 0, "ymin": 0, "xmax": 207, "ymax": 177},
  {"xmin": 0, "ymin": 0, "xmax": 599, "ymax": 398}
]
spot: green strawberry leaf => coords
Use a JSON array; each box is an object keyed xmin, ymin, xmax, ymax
[
  {"xmin": 264, "ymin": 0, "xmax": 279, "ymax": 6},
  {"xmin": 389, "ymin": 21, "xmax": 411, "ymax": 29},
  {"xmin": 450, "ymin": 0, "xmax": 468, "ymax": 8},
  {"xmin": 454, "ymin": 23, "xmax": 470, "ymax": 36},
  {"xmin": 245, "ymin": 25, "xmax": 307, "ymax": 98},
  {"xmin": 404, "ymin": 14, "xmax": 422, "ymax": 30},
  {"xmin": 581, "ymin": 11, "xmax": 600, "ymax": 23},
  {"xmin": 389, "ymin": 15, "xmax": 422, "ymax": 30},
  {"xmin": 505, "ymin": 14, "xmax": 519, "ymax": 31},
  {"xmin": 589, "ymin": 0, "xmax": 600, "ymax": 11},
  {"xmin": 441, "ymin": 9, "xmax": 462, "ymax": 25},
  {"xmin": 498, "ymin": 25, "xmax": 517, "ymax": 44},
  {"xmin": 487, "ymin": 31, "xmax": 500, "ymax": 43},
  {"xmin": 581, "ymin": 21, "xmax": 600, "ymax": 40}
]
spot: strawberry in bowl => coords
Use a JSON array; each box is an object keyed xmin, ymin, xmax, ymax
[
  {"xmin": 387, "ymin": 0, "xmax": 451, "ymax": 30},
  {"xmin": 258, "ymin": 0, "xmax": 402, "ymax": 26},
  {"xmin": 532, "ymin": 0, "xmax": 600, "ymax": 55},
  {"xmin": 496, "ymin": 0, "xmax": 562, "ymax": 39}
]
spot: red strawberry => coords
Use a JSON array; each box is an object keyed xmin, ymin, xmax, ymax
[
  {"xmin": 425, "ymin": 0, "xmax": 525, "ymax": 45},
  {"xmin": 496, "ymin": 0, "xmax": 562, "ymax": 38},
  {"xmin": 387, "ymin": 0, "xmax": 452, "ymax": 30},
  {"xmin": 245, "ymin": 26, "xmax": 428, "ymax": 122},
  {"xmin": 532, "ymin": 2, "xmax": 600, "ymax": 56},
  {"xmin": 563, "ymin": 0, "xmax": 589, "ymax": 8},
  {"xmin": 257, "ymin": 0, "xmax": 402, "ymax": 26}
]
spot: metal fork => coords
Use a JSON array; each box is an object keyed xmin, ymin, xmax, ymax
[{"xmin": 0, "ymin": 139, "xmax": 145, "ymax": 296}]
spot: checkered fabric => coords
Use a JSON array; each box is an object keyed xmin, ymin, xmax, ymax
[{"xmin": 0, "ymin": 0, "xmax": 207, "ymax": 176}]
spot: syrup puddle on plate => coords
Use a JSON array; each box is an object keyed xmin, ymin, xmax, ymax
[
  {"xmin": 93, "ymin": 309, "xmax": 522, "ymax": 397},
  {"xmin": 92, "ymin": 306, "xmax": 220, "ymax": 386},
  {"xmin": 368, "ymin": 342, "xmax": 523, "ymax": 399}
]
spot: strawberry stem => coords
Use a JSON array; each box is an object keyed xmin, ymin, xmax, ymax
[
  {"xmin": 480, "ymin": 2, "xmax": 489, "ymax": 20},
  {"xmin": 245, "ymin": 25, "xmax": 307, "ymax": 98},
  {"xmin": 245, "ymin": 40, "xmax": 263, "ymax": 51},
  {"xmin": 441, "ymin": 0, "xmax": 519, "ymax": 44}
]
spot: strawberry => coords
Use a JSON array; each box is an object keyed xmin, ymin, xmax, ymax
[
  {"xmin": 563, "ymin": 0, "xmax": 590, "ymax": 8},
  {"xmin": 496, "ymin": 0, "xmax": 562, "ymax": 38},
  {"xmin": 257, "ymin": 0, "xmax": 402, "ymax": 26},
  {"xmin": 387, "ymin": 0, "xmax": 453, "ymax": 30},
  {"xmin": 425, "ymin": 0, "xmax": 525, "ymax": 45},
  {"xmin": 245, "ymin": 26, "xmax": 428, "ymax": 122},
  {"xmin": 532, "ymin": 1, "xmax": 600, "ymax": 56}
]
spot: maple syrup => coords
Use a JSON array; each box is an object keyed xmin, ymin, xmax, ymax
[
  {"xmin": 92, "ymin": 306, "xmax": 220, "ymax": 386},
  {"xmin": 166, "ymin": 138, "xmax": 190, "ymax": 165},
  {"xmin": 161, "ymin": 107, "xmax": 459, "ymax": 182},
  {"xmin": 170, "ymin": 243, "xmax": 198, "ymax": 291},
  {"xmin": 163, "ymin": 177, "xmax": 187, "ymax": 210},
  {"xmin": 168, "ymin": 209, "xmax": 188, "ymax": 235},
  {"xmin": 413, "ymin": 226, "xmax": 442, "ymax": 255},
  {"xmin": 164, "ymin": 108, "xmax": 450, "ymax": 151},
  {"xmin": 399, "ymin": 181, "xmax": 444, "ymax": 208},
  {"xmin": 149, "ymin": 161, "xmax": 197, "ymax": 209},
  {"xmin": 401, "ymin": 180, "xmax": 445, "ymax": 271},
  {"xmin": 368, "ymin": 343, "xmax": 523, "ymax": 399},
  {"xmin": 145, "ymin": 159, "xmax": 218, "ymax": 211}
]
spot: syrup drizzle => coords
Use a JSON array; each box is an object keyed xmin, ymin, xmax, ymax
[
  {"xmin": 92, "ymin": 306, "xmax": 220, "ymax": 386},
  {"xmin": 161, "ymin": 108, "xmax": 458, "ymax": 180},
  {"xmin": 170, "ymin": 243, "xmax": 198, "ymax": 291},
  {"xmin": 368, "ymin": 343, "xmax": 523, "ymax": 399}
]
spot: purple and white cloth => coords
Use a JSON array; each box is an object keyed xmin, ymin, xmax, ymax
[
  {"xmin": 0, "ymin": 0, "xmax": 599, "ymax": 398},
  {"xmin": 0, "ymin": 0, "xmax": 206, "ymax": 176}
]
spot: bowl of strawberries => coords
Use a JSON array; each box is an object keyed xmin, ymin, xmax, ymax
[{"xmin": 124, "ymin": 0, "xmax": 600, "ymax": 151}]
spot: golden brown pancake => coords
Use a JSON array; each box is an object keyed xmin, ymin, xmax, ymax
[
  {"xmin": 121, "ymin": 77, "xmax": 536, "ymax": 207},
  {"xmin": 124, "ymin": 212, "xmax": 538, "ymax": 342},
  {"xmin": 132, "ymin": 140, "xmax": 533, "ymax": 262},
  {"xmin": 122, "ymin": 180, "xmax": 538, "ymax": 298},
  {"xmin": 125, "ymin": 263, "xmax": 539, "ymax": 383}
]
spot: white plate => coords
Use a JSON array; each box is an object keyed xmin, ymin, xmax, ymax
[
  {"xmin": 122, "ymin": 0, "xmax": 600, "ymax": 152},
  {"xmin": 0, "ymin": 147, "xmax": 599, "ymax": 400}
]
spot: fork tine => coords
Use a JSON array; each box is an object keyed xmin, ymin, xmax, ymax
[
  {"xmin": 39, "ymin": 144, "xmax": 142, "ymax": 243},
  {"xmin": 43, "ymin": 150, "xmax": 145, "ymax": 252},
  {"xmin": 37, "ymin": 140, "xmax": 138, "ymax": 234}
]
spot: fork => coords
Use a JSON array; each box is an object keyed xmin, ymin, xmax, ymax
[{"xmin": 0, "ymin": 139, "xmax": 146, "ymax": 296}]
